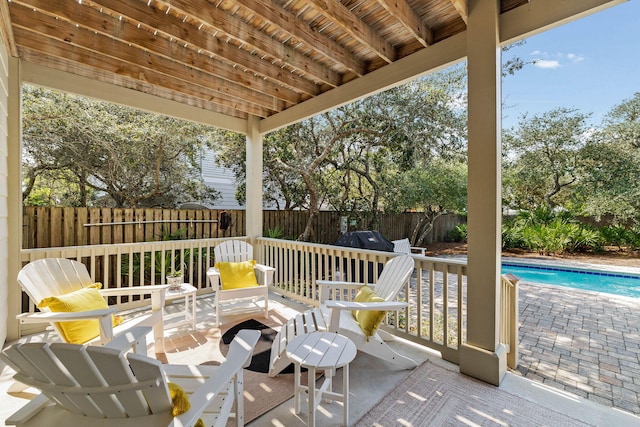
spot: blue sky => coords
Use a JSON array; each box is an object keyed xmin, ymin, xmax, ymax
[{"xmin": 501, "ymin": 1, "xmax": 639, "ymax": 129}]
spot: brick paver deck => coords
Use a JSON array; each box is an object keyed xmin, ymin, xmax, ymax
[{"xmin": 515, "ymin": 282, "xmax": 640, "ymax": 416}]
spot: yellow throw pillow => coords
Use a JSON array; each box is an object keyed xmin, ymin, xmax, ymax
[
  {"xmin": 38, "ymin": 283, "xmax": 123, "ymax": 344},
  {"xmin": 168, "ymin": 382, "xmax": 204, "ymax": 427},
  {"xmin": 352, "ymin": 285, "xmax": 386, "ymax": 339},
  {"xmin": 215, "ymin": 260, "xmax": 259, "ymax": 290}
]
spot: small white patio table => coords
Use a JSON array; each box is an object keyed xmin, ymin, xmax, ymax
[
  {"xmin": 286, "ymin": 331, "xmax": 357, "ymax": 427},
  {"xmin": 164, "ymin": 283, "xmax": 197, "ymax": 330}
]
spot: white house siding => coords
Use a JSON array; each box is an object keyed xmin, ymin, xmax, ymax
[
  {"xmin": 0, "ymin": 41, "xmax": 9, "ymax": 346},
  {"xmin": 200, "ymin": 149, "xmax": 281, "ymax": 211},
  {"xmin": 201, "ymin": 149, "xmax": 244, "ymax": 210}
]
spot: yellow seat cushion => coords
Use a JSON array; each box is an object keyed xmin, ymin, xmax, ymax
[
  {"xmin": 215, "ymin": 260, "xmax": 259, "ymax": 290},
  {"xmin": 352, "ymin": 285, "xmax": 386, "ymax": 338},
  {"xmin": 38, "ymin": 283, "xmax": 123, "ymax": 344}
]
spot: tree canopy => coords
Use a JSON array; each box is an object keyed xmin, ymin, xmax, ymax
[
  {"xmin": 22, "ymin": 68, "xmax": 640, "ymax": 241},
  {"xmin": 22, "ymin": 85, "xmax": 219, "ymax": 208}
]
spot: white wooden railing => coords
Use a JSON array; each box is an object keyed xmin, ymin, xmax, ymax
[
  {"xmin": 18, "ymin": 237, "xmax": 240, "ymax": 336},
  {"xmin": 501, "ymin": 273, "xmax": 520, "ymax": 369},
  {"xmin": 19, "ymin": 236, "xmax": 518, "ymax": 368},
  {"xmin": 257, "ymin": 238, "xmax": 469, "ymax": 363}
]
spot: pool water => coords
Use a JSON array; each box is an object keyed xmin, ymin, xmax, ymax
[{"xmin": 501, "ymin": 263, "xmax": 640, "ymax": 299}]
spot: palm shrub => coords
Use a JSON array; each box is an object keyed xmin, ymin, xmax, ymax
[
  {"xmin": 599, "ymin": 225, "xmax": 628, "ymax": 250},
  {"xmin": 515, "ymin": 205, "xmax": 556, "ymax": 226},
  {"xmin": 565, "ymin": 223, "xmax": 603, "ymax": 253},
  {"xmin": 502, "ymin": 220, "xmax": 527, "ymax": 250},
  {"xmin": 446, "ymin": 223, "xmax": 468, "ymax": 242},
  {"xmin": 265, "ymin": 226, "xmax": 284, "ymax": 239},
  {"xmin": 503, "ymin": 208, "xmax": 610, "ymax": 254},
  {"xmin": 628, "ymin": 226, "xmax": 640, "ymax": 251}
]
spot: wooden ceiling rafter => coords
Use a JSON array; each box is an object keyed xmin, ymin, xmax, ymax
[
  {"xmin": 0, "ymin": 0, "xmax": 596, "ymax": 126},
  {"xmin": 19, "ymin": 46, "xmax": 252, "ymax": 120},
  {"xmin": 9, "ymin": 1, "xmax": 280, "ymax": 117},
  {"xmin": 161, "ymin": 0, "xmax": 341, "ymax": 88},
  {"xmin": 15, "ymin": 29, "xmax": 273, "ymax": 118},
  {"xmin": 80, "ymin": 0, "xmax": 320, "ymax": 96},
  {"xmin": 449, "ymin": 0, "xmax": 468, "ymax": 24},
  {"xmin": 231, "ymin": 0, "xmax": 366, "ymax": 76},
  {"xmin": 375, "ymin": 0, "xmax": 434, "ymax": 47},
  {"xmin": 300, "ymin": 0, "xmax": 396, "ymax": 63}
]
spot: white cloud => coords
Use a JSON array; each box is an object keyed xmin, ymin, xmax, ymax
[
  {"xmin": 534, "ymin": 59, "xmax": 561, "ymax": 69},
  {"xmin": 566, "ymin": 53, "xmax": 585, "ymax": 63}
]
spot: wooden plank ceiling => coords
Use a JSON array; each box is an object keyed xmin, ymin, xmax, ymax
[{"xmin": 0, "ymin": 0, "xmax": 528, "ymax": 121}]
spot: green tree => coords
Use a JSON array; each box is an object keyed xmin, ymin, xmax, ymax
[
  {"xmin": 601, "ymin": 92, "xmax": 640, "ymax": 148},
  {"xmin": 22, "ymin": 85, "xmax": 219, "ymax": 208},
  {"xmin": 384, "ymin": 159, "xmax": 468, "ymax": 245},
  {"xmin": 575, "ymin": 94, "xmax": 640, "ymax": 224},
  {"xmin": 214, "ymin": 66, "xmax": 468, "ymax": 241},
  {"xmin": 503, "ymin": 107, "xmax": 591, "ymax": 210}
]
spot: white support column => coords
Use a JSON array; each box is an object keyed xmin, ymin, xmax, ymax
[
  {"xmin": 245, "ymin": 115, "xmax": 263, "ymax": 241},
  {"xmin": 6, "ymin": 57, "xmax": 22, "ymax": 341},
  {"xmin": 460, "ymin": 0, "xmax": 507, "ymax": 385}
]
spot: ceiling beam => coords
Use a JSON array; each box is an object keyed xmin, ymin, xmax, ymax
[
  {"xmin": 17, "ymin": 0, "xmax": 318, "ymax": 98},
  {"xmin": 261, "ymin": 0, "xmax": 625, "ymax": 133},
  {"xmin": 375, "ymin": 0, "xmax": 434, "ymax": 47},
  {"xmin": 450, "ymin": 0, "xmax": 468, "ymax": 24},
  {"xmin": 21, "ymin": 61, "xmax": 248, "ymax": 133},
  {"xmin": 260, "ymin": 32, "xmax": 466, "ymax": 133},
  {"xmin": 10, "ymin": 6, "xmax": 278, "ymax": 117},
  {"xmin": 163, "ymin": 0, "xmax": 341, "ymax": 87},
  {"xmin": 0, "ymin": 0, "xmax": 17, "ymax": 56},
  {"xmin": 304, "ymin": 0, "xmax": 396, "ymax": 63},
  {"xmin": 234, "ymin": 0, "xmax": 365, "ymax": 76},
  {"xmin": 16, "ymin": 33, "xmax": 274, "ymax": 118}
]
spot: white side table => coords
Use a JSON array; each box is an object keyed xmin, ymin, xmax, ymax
[
  {"xmin": 164, "ymin": 283, "xmax": 197, "ymax": 330},
  {"xmin": 286, "ymin": 331, "xmax": 357, "ymax": 427}
]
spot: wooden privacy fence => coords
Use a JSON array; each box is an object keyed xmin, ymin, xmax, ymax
[{"xmin": 23, "ymin": 207, "xmax": 464, "ymax": 249}]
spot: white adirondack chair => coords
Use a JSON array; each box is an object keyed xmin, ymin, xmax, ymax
[
  {"xmin": 392, "ymin": 238, "xmax": 426, "ymax": 256},
  {"xmin": 0, "ymin": 329, "xmax": 260, "ymax": 427},
  {"xmin": 206, "ymin": 240, "xmax": 275, "ymax": 326},
  {"xmin": 17, "ymin": 258, "xmax": 168, "ymax": 353},
  {"xmin": 269, "ymin": 255, "xmax": 418, "ymax": 377}
]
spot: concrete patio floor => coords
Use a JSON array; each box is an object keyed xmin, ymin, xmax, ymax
[{"xmin": 1, "ymin": 289, "xmax": 639, "ymax": 426}]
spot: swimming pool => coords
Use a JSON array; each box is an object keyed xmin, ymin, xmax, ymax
[{"xmin": 501, "ymin": 262, "xmax": 640, "ymax": 298}]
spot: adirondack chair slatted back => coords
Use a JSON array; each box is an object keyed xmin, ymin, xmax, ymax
[
  {"xmin": 18, "ymin": 258, "xmax": 95, "ymax": 308},
  {"xmin": 371, "ymin": 255, "xmax": 414, "ymax": 301},
  {"xmin": 392, "ymin": 239, "xmax": 412, "ymax": 254},
  {"xmin": 214, "ymin": 240, "xmax": 253, "ymax": 263},
  {"xmin": 2, "ymin": 342, "xmax": 171, "ymax": 419}
]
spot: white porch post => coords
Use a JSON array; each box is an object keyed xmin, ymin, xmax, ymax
[
  {"xmin": 245, "ymin": 115, "xmax": 263, "ymax": 241},
  {"xmin": 460, "ymin": 0, "xmax": 507, "ymax": 385},
  {"xmin": 5, "ymin": 57, "xmax": 21, "ymax": 342}
]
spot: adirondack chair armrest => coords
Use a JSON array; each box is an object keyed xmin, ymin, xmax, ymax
[
  {"xmin": 98, "ymin": 284, "xmax": 169, "ymax": 296},
  {"xmin": 324, "ymin": 300, "xmax": 407, "ymax": 333},
  {"xmin": 4, "ymin": 393, "xmax": 50, "ymax": 425},
  {"xmin": 316, "ymin": 280, "xmax": 369, "ymax": 288},
  {"xmin": 99, "ymin": 285, "xmax": 168, "ymax": 310},
  {"xmin": 104, "ymin": 326, "xmax": 152, "ymax": 353},
  {"xmin": 411, "ymin": 246, "xmax": 426, "ymax": 256},
  {"xmin": 316, "ymin": 280, "xmax": 374, "ymax": 303},
  {"xmin": 17, "ymin": 308, "xmax": 117, "ymax": 323},
  {"xmin": 324, "ymin": 300, "xmax": 407, "ymax": 311},
  {"xmin": 165, "ymin": 330, "xmax": 260, "ymax": 426},
  {"xmin": 206, "ymin": 267, "xmax": 221, "ymax": 291},
  {"xmin": 254, "ymin": 263, "xmax": 275, "ymax": 285}
]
